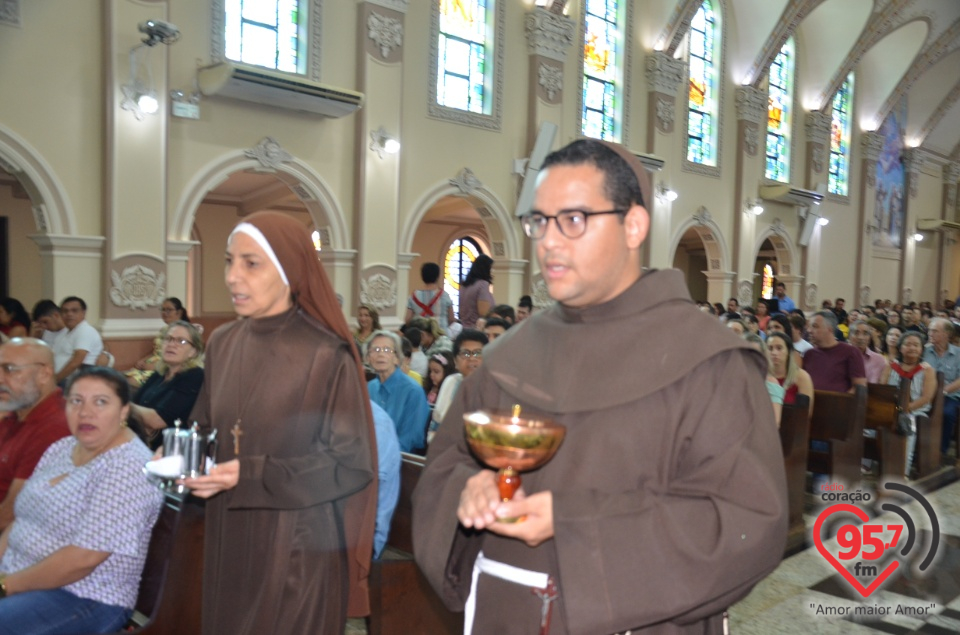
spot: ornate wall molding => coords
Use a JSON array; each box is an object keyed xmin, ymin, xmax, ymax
[
  {"xmin": 859, "ymin": 285, "xmax": 871, "ymax": 307},
  {"xmin": 735, "ymin": 86, "xmax": 766, "ymax": 124},
  {"xmin": 693, "ymin": 206, "xmax": 712, "ymax": 226},
  {"xmin": 110, "ymin": 265, "xmax": 166, "ymax": 310},
  {"xmin": 804, "ymin": 283, "xmax": 818, "ymax": 310},
  {"xmin": 902, "ymin": 287, "xmax": 912, "ymax": 304},
  {"xmin": 359, "ymin": 266, "xmax": 398, "ymax": 312},
  {"xmin": 645, "ymin": 51, "xmax": 685, "ymax": 95},
  {"xmin": 655, "ymin": 97, "xmax": 675, "ymax": 133},
  {"xmin": 244, "ymin": 137, "xmax": 294, "ymax": 171},
  {"xmin": 738, "ymin": 280, "xmax": 753, "ymax": 307},
  {"xmin": 0, "ymin": 0, "xmax": 21, "ymax": 27},
  {"xmin": 524, "ymin": 7, "xmax": 575, "ymax": 63},
  {"xmin": 211, "ymin": 0, "xmax": 323, "ymax": 82},
  {"xmin": 449, "ymin": 167, "xmax": 483, "ymax": 197},
  {"xmin": 538, "ymin": 62, "xmax": 563, "ymax": 102},
  {"xmin": 428, "ymin": 0, "xmax": 505, "ymax": 130},
  {"xmin": 943, "ymin": 162, "xmax": 960, "ymax": 185},
  {"xmin": 367, "ymin": 11, "xmax": 403, "ymax": 59},
  {"xmin": 805, "ymin": 110, "xmax": 831, "ymax": 145},
  {"xmin": 743, "ymin": 125, "xmax": 759, "ymax": 157}
]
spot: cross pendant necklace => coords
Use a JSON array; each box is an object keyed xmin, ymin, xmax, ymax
[{"xmin": 231, "ymin": 420, "xmax": 244, "ymax": 456}]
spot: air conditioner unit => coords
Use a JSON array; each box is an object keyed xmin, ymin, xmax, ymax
[
  {"xmin": 917, "ymin": 219, "xmax": 960, "ymax": 232},
  {"xmin": 198, "ymin": 62, "xmax": 364, "ymax": 118},
  {"xmin": 759, "ymin": 184, "xmax": 824, "ymax": 207}
]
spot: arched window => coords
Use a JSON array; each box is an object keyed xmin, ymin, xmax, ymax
[
  {"xmin": 224, "ymin": 0, "xmax": 306, "ymax": 74},
  {"xmin": 761, "ymin": 264, "xmax": 774, "ymax": 299},
  {"xmin": 444, "ymin": 237, "xmax": 483, "ymax": 318},
  {"xmin": 437, "ymin": 0, "xmax": 494, "ymax": 114},
  {"xmin": 765, "ymin": 38, "xmax": 794, "ymax": 182},
  {"xmin": 687, "ymin": 0, "xmax": 719, "ymax": 166},
  {"xmin": 829, "ymin": 73, "xmax": 854, "ymax": 196},
  {"xmin": 581, "ymin": 0, "xmax": 623, "ymax": 141}
]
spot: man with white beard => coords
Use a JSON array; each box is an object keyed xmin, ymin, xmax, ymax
[{"xmin": 0, "ymin": 338, "xmax": 69, "ymax": 530}]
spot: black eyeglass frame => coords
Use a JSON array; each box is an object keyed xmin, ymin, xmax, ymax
[{"xmin": 519, "ymin": 209, "xmax": 627, "ymax": 239}]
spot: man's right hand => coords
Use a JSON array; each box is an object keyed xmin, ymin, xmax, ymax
[{"xmin": 457, "ymin": 469, "xmax": 502, "ymax": 530}]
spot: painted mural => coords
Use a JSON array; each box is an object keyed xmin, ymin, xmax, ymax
[{"xmin": 873, "ymin": 100, "xmax": 906, "ymax": 249}]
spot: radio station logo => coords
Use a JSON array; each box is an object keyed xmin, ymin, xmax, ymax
[{"xmin": 813, "ymin": 482, "xmax": 939, "ymax": 598}]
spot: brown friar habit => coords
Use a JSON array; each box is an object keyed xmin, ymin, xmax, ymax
[
  {"xmin": 412, "ymin": 270, "xmax": 788, "ymax": 635},
  {"xmin": 193, "ymin": 212, "xmax": 376, "ymax": 635}
]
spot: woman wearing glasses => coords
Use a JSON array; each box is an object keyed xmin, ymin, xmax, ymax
[
  {"xmin": 366, "ymin": 330, "xmax": 430, "ymax": 453},
  {"xmin": 125, "ymin": 298, "xmax": 190, "ymax": 388},
  {"xmin": 129, "ymin": 321, "xmax": 204, "ymax": 449}
]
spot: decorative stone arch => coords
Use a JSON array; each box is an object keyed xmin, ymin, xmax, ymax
[
  {"xmin": 170, "ymin": 138, "xmax": 348, "ymax": 249},
  {"xmin": 667, "ymin": 207, "xmax": 730, "ymax": 274},
  {"xmin": 752, "ymin": 220, "xmax": 799, "ymax": 278},
  {"xmin": 399, "ymin": 168, "xmax": 520, "ymax": 261},
  {"xmin": 0, "ymin": 124, "xmax": 75, "ymax": 235}
]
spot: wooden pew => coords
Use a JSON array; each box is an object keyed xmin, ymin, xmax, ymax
[
  {"xmin": 368, "ymin": 453, "xmax": 463, "ymax": 635},
  {"xmin": 864, "ymin": 381, "xmax": 911, "ymax": 482},
  {"xmin": 107, "ymin": 493, "xmax": 205, "ymax": 635},
  {"xmin": 779, "ymin": 394, "xmax": 810, "ymax": 551},
  {"xmin": 807, "ymin": 386, "xmax": 867, "ymax": 489},
  {"xmin": 914, "ymin": 372, "xmax": 945, "ymax": 477}
]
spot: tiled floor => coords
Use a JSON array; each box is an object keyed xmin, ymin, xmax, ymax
[{"xmin": 730, "ymin": 479, "xmax": 960, "ymax": 634}]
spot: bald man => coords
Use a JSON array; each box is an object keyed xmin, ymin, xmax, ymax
[{"xmin": 0, "ymin": 338, "xmax": 70, "ymax": 529}]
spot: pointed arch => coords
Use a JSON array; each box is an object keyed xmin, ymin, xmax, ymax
[
  {"xmin": 0, "ymin": 125, "xmax": 75, "ymax": 235},
  {"xmin": 171, "ymin": 150, "xmax": 348, "ymax": 248}
]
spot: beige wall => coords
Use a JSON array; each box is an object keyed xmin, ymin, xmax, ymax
[
  {"xmin": 0, "ymin": 0, "xmax": 956, "ymax": 340},
  {"xmin": 0, "ymin": 186, "xmax": 43, "ymax": 308}
]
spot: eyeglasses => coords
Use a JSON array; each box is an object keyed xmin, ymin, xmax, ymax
[
  {"xmin": 457, "ymin": 349, "xmax": 483, "ymax": 359},
  {"xmin": 520, "ymin": 209, "xmax": 626, "ymax": 239},
  {"xmin": 163, "ymin": 336, "xmax": 192, "ymax": 346},
  {"xmin": 0, "ymin": 362, "xmax": 44, "ymax": 375},
  {"xmin": 369, "ymin": 346, "xmax": 395, "ymax": 355},
  {"xmin": 160, "ymin": 307, "xmax": 177, "ymax": 314}
]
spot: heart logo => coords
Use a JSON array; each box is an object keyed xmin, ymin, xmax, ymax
[{"xmin": 813, "ymin": 503, "xmax": 900, "ymax": 597}]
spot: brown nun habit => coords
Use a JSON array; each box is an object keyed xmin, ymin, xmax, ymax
[{"xmin": 243, "ymin": 211, "xmax": 378, "ymax": 617}]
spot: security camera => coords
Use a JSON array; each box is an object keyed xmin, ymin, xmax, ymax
[{"xmin": 138, "ymin": 19, "xmax": 180, "ymax": 46}]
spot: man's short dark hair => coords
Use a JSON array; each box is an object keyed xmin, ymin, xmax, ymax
[
  {"xmin": 402, "ymin": 325, "xmax": 422, "ymax": 347},
  {"xmin": 420, "ymin": 262, "xmax": 441, "ymax": 284},
  {"xmin": 541, "ymin": 139, "xmax": 643, "ymax": 210},
  {"xmin": 484, "ymin": 317, "xmax": 510, "ymax": 332},
  {"xmin": 776, "ymin": 282, "xmax": 786, "ymax": 289},
  {"xmin": 788, "ymin": 313, "xmax": 806, "ymax": 332},
  {"xmin": 400, "ymin": 336, "xmax": 413, "ymax": 359},
  {"xmin": 489, "ymin": 304, "xmax": 516, "ymax": 324},
  {"xmin": 453, "ymin": 329, "xmax": 488, "ymax": 356},
  {"xmin": 60, "ymin": 296, "xmax": 86, "ymax": 311},
  {"xmin": 32, "ymin": 299, "xmax": 60, "ymax": 321},
  {"xmin": 768, "ymin": 313, "xmax": 793, "ymax": 338},
  {"xmin": 518, "ymin": 295, "xmax": 533, "ymax": 310},
  {"xmin": 728, "ymin": 298, "xmax": 739, "ymax": 306}
]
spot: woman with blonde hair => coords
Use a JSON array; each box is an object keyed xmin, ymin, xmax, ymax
[{"xmin": 353, "ymin": 304, "xmax": 380, "ymax": 354}]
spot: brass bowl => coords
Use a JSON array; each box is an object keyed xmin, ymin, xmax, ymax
[{"xmin": 464, "ymin": 410, "xmax": 566, "ymax": 472}]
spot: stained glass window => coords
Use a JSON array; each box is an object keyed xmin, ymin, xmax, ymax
[
  {"xmin": 444, "ymin": 237, "xmax": 482, "ymax": 318},
  {"xmin": 687, "ymin": 0, "xmax": 718, "ymax": 165},
  {"xmin": 761, "ymin": 264, "xmax": 774, "ymax": 299},
  {"xmin": 437, "ymin": 0, "xmax": 492, "ymax": 114},
  {"xmin": 829, "ymin": 73, "xmax": 854, "ymax": 196},
  {"xmin": 582, "ymin": 0, "xmax": 621, "ymax": 141},
  {"xmin": 765, "ymin": 38, "xmax": 794, "ymax": 182},
  {"xmin": 225, "ymin": 0, "xmax": 303, "ymax": 74}
]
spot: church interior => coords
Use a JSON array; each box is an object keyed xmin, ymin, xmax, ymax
[{"xmin": 4, "ymin": 0, "xmax": 960, "ymax": 633}]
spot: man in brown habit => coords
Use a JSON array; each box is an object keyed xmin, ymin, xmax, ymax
[{"xmin": 412, "ymin": 139, "xmax": 788, "ymax": 635}]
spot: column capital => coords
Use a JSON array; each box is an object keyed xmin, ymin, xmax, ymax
[
  {"xmin": 805, "ymin": 111, "xmax": 831, "ymax": 145},
  {"xmin": 859, "ymin": 131, "xmax": 883, "ymax": 163},
  {"xmin": 735, "ymin": 86, "xmax": 766, "ymax": 124},
  {"xmin": 524, "ymin": 7, "xmax": 575, "ymax": 63},
  {"xmin": 943, "ymin": 162, "xmax": 960, "ymax": 185},
  {"xmin": 645, "ymin": 51, "xmax": 685, "ymax": 95}
]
